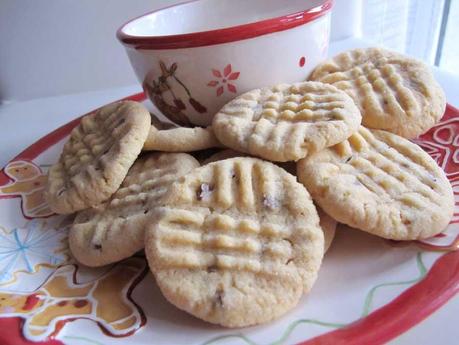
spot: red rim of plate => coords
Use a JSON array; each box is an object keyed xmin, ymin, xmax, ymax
[
  {"xmin": 0, "ymin": 94, "xmax": 458, "ymax": 345},
  {"xmin": 117, "ymin": 0, "xmax": 333, "ymax": 50}
]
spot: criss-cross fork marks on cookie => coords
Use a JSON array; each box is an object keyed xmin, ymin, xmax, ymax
[
  {"xmin": 151, "ymin": 157, "xmax": 322, "ymax": 279},
  {"xmin": 69, "ymin": 153, "xmax": 199, "ymax": 267},
  {"xmin": 80, "ymin": 166, "xmax": 184, "ymax": 223},
  {"xmin": 333, "ymin": 128, "xmax": 444, "ymax": 208},
  {"xmin": 154, "ymin": 209, "xmax": 296, "ymax": 276},
  {"xmin": 299, "ymin": 127, "xmax": 454, "ymax": 239},
  {"xmin": 73, "ymin": 168, "xmax": 178, "ymax": 247},
  {"xmin": 213, "ymin": 82, "xmax": 361, "ymax": 162},
  {"xmin": 310, "ymin": 48, "xmax": 445, "ymax": 138},
  {"xmin": 62, "ymin": 106, "xmax": 129, "ymax": 176},
  {"xmin": 179, "ymin": 159, "xmax": 294, "ymax": 212},
  {"xmin": 146, "ymin": 158, "xmax": 324, "ymax": 327},
  {"xmin": 46, "ymin": 101, "xmax": 150, "ymax": 214},
  {"xmin": 313, "ymin": 55, "xmax": 421, "ymax": 119},
  {"xmin": 246, "ymin": 88, "xmax": 349, "ymax": 124}
]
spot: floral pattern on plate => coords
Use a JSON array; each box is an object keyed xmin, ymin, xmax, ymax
[{"xmin": 0, "ymin": 218, "xmax": 70, "ymax": 286}]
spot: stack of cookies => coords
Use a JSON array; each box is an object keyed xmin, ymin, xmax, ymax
[{"xmin": 45, "ymin": 47, "xmax": 454, "ymax": 328}]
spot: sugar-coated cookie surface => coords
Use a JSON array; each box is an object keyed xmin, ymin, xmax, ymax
[
  {"xmin": 69, "ymin": 152, "xmax": 199, "ymax": 267},
  {"xmin": 45, "ymin": 101, "xmax": 151, "ymax": 214},
  {"xmin": 309, "ymin": 47, "xmax": 446, "ymax": 139},
  {"xmin": 212, "ymin": 82, "xmax": 361, "ymax": 162},
  {"xmin": 297, "ymin": 127, "xmax": 454, "ymax": 240},
  {"xmin": 145, "ymin": 157, "xmax": 324, "ymax": 327}
]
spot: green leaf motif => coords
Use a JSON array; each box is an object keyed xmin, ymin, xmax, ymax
[{"xmin": 201, "ymin": 252, "xmax": 427, "ymax": 345}]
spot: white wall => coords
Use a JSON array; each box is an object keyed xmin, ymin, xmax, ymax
[
  {"xmin": 0, "ymin": 0, "xmax": 360, "ymax": 103},
  {"xmin": 0, "ymin": 0, "xmax": 172, "ymax": 102}
]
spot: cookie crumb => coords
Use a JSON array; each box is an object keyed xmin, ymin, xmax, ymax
[
  {"xmin": 198, "ymin": 183, "xmax": 213, "ymax": 200},
  {"xmin": 207, "ymin": 265, "xmax": 218, "ymax": 273},
  {"xmin": 263, "ymin": 195, "xmax": 280, "ymax": 209},
  {"xmin": 427, "ymin": 173, "xmax": 437, "ymax": 183},
  {"xmin": 214, "ymin": 288, "xmax": 225, "ymax": 308}
]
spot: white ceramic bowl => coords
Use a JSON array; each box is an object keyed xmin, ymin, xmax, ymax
[{"xmin": 118, "ymin": 0, "xmax": 333, "ymax": 126}]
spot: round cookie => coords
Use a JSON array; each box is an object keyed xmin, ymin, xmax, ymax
[
  {"xmin": 212, "ymin": 82, "xmax": 362, "ymax": 162},
  {"xmin": 309, "ymin": 47, "xmax": 446, "ymax": 139},
  {"xmin": 297, "ymin": 127, "xmax": 454, "ymax": 240},
  {"xmin": 145, "ymin": 157, "xmax": 324, "ymax": 327},
  {"xmin": 144, "ymin": 125, "xmax": 222, "ymax": 152},
  {"xmin": 317, "ymin": 207, "xmax": 337, "ymax": 252},
  {"xmin": 69, "ymin": 152, "xmax": 199, "ymax": 267},
  {"xmin": 45, "ymin": 101, "xmax": 151, "ymax": 214}
]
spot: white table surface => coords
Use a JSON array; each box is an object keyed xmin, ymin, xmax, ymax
[{"xmin": 0, "ymin": 38, "xmax": 458, "ymax": 344}]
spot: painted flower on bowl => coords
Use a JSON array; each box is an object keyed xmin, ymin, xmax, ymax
[{"xmin": 208, "ymin": 64, "xmax": 240, "ymax": 97}]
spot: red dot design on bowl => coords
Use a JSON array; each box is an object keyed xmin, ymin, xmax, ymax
[{"xmin": 299, "ymin": 56, "xmax": 306, "ymax": 67}]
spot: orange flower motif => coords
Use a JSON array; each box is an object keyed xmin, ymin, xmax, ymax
[{"xmin": 207, "ymin": 64, "xmax": 240, "ymax": 97}]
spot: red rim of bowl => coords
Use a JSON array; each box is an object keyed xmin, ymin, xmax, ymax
[{"xmin": 117, "ymin": 0, "xmax": 333, "ymax": 50}]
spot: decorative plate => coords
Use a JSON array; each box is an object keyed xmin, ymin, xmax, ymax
[{"xmin": 0, "ymin": 93, "xmax": 458, "ymax": 345}]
